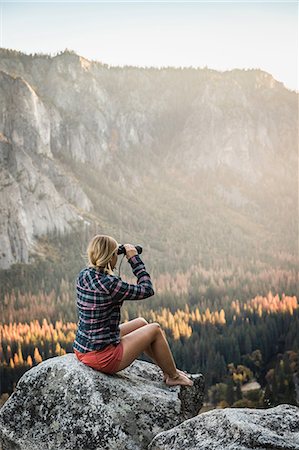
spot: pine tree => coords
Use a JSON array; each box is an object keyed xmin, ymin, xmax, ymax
[
  {"xmin": 236, "ymin": 382, "xmax": 242, "ymax": 401},
  {"xmin": 226, "ymin": 378, "xmax": 235, "ymax": 406}
]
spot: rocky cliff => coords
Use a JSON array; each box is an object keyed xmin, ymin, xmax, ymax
[
  {"xmin": 0, "ymin": 353, "xmax": 298, "ymax": 450},
  {"xmin": 0, "ymin": 353, "xmax": 204, "ymax": 450},
  {"xmin": 0, "ymin": 48, "xmax": 297, "ymax": 269},
  {"xmin": 149, "ymin": 403, "xmax": 299, "ymax": 450}
]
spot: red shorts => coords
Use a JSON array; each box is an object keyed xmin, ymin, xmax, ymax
[{"xmin": 74, "ymin": 341, "xmax": 124, "ymax": 374}]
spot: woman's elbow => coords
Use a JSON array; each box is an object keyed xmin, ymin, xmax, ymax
[
  {"xmin": 143, "ymin": 285, "xmax": 155, "ymax": 298},
  {"xmin": 148, "ymin": 287, "xmax": 155, "ymax": 297}
]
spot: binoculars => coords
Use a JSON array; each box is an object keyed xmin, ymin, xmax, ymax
[{"xmin": 117, "ymin": 244, "xmax": 143, "ymax": 256}]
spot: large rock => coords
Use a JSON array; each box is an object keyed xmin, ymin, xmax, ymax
[
  {"xmin": 0, "ymin": 353, "xmax": 204, "ymax": 450},
  {"xmin": 148, "ymin": 403, "xmax": 299, "ymax": 450}
]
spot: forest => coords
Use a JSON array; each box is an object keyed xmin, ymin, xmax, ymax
[
  {"xmin": 1, "ymin": 289, "xmax": 298, "ymax": 409},
  {"xmin": 0, "ymin": 228, "xmax": 298, "ymax": 409}
]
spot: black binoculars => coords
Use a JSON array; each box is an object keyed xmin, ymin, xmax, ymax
[{"xmin": 117, "ymin": 245, "xmax": 143, "ymax": 256}]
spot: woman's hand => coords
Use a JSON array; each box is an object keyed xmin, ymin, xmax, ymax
[{"xmin": 124, "ymin": 243, "xmax": 138, "ymax": 260}]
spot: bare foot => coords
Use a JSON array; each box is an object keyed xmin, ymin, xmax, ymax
[
  {"xmin": 163, "ymin": 369, "xmax": 189, "ymax": 382},
  {"xmin": 165, "ymin": 371, "xmax": 194, "ymax": 387}
]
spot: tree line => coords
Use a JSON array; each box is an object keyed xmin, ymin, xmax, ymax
[{"xmin": 1, "ymin": 292, "xmax": 298, "ymax": 409}]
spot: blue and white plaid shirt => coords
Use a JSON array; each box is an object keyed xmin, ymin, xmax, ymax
[{"xmin": 73, "ymin": 254, "xmax": 155, "ymax": 353}]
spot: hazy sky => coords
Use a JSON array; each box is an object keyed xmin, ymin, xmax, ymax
[{"xmin": 0, "ymin": 1, "xmax": 297, "ymax": 92}]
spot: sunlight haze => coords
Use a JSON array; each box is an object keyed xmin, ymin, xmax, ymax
[{"xmin": 0, "ymin": 1, "xmax": 297, "ymax": 91}]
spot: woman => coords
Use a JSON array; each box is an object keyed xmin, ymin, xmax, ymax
[{"xmin": 73, "ymin": 234, "xmax": 193, "ymax": 387}]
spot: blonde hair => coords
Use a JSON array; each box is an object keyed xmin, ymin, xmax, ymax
[{"xmin": 87, "ymin": 234, "xmax": 119, "ymax": 275}]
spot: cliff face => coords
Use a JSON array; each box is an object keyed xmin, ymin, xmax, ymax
[
  {"xmin": 0, "ymin": 49, "xmax": 297, "ymax": 268},
  {"xmin": 0, "ymin": 56, "xmax": 96, "ymax": 268}
]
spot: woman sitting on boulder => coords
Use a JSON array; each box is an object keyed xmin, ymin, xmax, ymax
[{"xmin": 73, "ymin": 234, "xmax": 193, "ymax": 387}]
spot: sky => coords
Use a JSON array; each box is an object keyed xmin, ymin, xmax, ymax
[{"xmin": 0, "ymin": 1, "xmax": 298, "ymax": 92}]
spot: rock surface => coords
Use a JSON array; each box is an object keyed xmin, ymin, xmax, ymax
[
  {"xmin": 0, "ymin": 353, "xmax": 204, "ymax": 450},
  {"xmin": 148, "ymin": 403, "xmax": 299, "ymax": 450}
]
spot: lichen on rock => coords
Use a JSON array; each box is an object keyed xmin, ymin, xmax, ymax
[
  {"xmin": 0, "ymin": 353, "xmax": 204, "ymax": 450},
  {"xmin": 148, "ymin": 403, "xmax": 299, "ymax": 450}
]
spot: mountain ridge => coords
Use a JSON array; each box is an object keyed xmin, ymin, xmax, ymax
[{"xmin": 0, "ymin": 47, "xmax": 297, "ymax": 270}]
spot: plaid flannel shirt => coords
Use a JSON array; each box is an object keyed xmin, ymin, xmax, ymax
[{"xmin": 73, "ymin": 254, "xmax": 155, "ymax": 353}]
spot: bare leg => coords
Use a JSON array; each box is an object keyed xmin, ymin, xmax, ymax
[
  {"xmin": 118, "ymin": 323, "xmax": 193, "ymax": 386},
  {"xmin": 119, "ymin": 318, "xmax": 148, "ymax": 337},
  {"xmin": 119, "ymin": 318, "xmax": 170, "ymax": 378},
  {"xmin": 120, "ymin": 318, "xmax": 187, "ymax": 381},
  {"xmin": 143, "ymin": 333, "xmax": 188, "ymax": 381}
]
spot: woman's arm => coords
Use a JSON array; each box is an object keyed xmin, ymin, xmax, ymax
[{"xmin": 108, "ymin": 254, "xmax": 155, "ymax": 302}]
